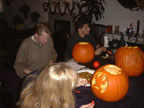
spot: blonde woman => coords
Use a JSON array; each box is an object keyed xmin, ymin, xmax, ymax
[{"xmin": 18, "ymin": 62, "xmax": 95, "ymax": 108}]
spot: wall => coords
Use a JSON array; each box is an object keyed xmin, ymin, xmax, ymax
[
  {"xmin": 0, "ymin": 0, "xmax": 48, "ymax": 28},
  {"xmin": 0, "ymin": 0, "xmax": 144, "ymax": 34},
  {"xmin": 48, "ymin": 13, "xmax": 74, "ymax": 33},
  {"xmin": 96, "ymin": 0, "xmax": 144, "ymax": 34}
]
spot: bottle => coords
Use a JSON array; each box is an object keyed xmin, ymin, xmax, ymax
[
  {"xmin": 118, "ymin": 32, "xmax": 126, "ymax": 48},
  {"xmin": 103, "ymin": 34, "xmax": 109, "ymax": 48},
  {"xmin": 129, "ymin": 23, "xmax": 133, "ymax": 36}
]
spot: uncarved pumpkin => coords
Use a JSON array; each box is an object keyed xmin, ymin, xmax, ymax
[
  {"xmin": 91, "ymin": 64, "xmax": 129, "ymax": 102},
  {"xmin": 115, "ymin": 46, "xmax": 144, "ymax": 76},
  {"xmin": 72, "ymin": 42, "xmax": 95, "ymax": 63}
]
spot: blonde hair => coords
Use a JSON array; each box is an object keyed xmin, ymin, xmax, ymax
[{"xmin": 18, "ymin": 62, "xmax": 78, "ymax": 108}]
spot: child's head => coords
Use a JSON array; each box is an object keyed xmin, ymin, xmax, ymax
[
  {"xmin": 36, "ymin": 62, "xmax": 78, "ymax": 90},
  {"xmin": 19, "ymin": 62, "xmax": 78, "ymax": 108}
]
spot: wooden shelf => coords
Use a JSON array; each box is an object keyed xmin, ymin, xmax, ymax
[{"xmin": 107, "ymin": 34, "xmax": 144, "ymax": 44}]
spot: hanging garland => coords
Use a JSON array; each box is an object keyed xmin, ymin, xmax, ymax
[{"xmin": 42, "ymin": 1, "xmax": 74, "ymax": 15}]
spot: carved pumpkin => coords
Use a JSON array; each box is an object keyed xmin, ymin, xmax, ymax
[
  {"xmin": 72, "ymin": 42, "xmax": 95, "ymax": 63},
  {"xmin": 115, "ymin": 46, "xmax": 144, "ymax": 76},
  {"xmin": 91, "ymin": 64, "xmax": 129, "ymax": 102}
]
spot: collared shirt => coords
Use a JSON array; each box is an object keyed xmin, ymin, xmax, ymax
[{"xmin": 14, "ymin": 36, "xmax": 57, "ymax": 78}]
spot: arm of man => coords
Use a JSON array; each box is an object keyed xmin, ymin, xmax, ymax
[
  {"xmin": 90, "ymin": 35, "xmax": 107, "ymax": 55},
  {"xmin": 48, "ymin": 50, "xmax": 57, "ymax": 65},
  {"xmin": 95, "ymin": 47, "xmax": 107, "ymax": 55},
  {"xmin": 49, "ymin": 37, "xmax": 57, "ymax": 63},
  {"xmin": 14, "ymin": 41, "xmax": 32, "ymax": 78}
]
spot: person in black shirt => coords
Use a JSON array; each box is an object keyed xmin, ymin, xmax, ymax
[{"xmin": 65, "ymin": 18, "xmax": 106, "ymax": 60}]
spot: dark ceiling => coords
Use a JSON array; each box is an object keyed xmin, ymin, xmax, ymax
[{"xmin": 117, "ymin": 0, "xmax": 144, "ymax": 11}]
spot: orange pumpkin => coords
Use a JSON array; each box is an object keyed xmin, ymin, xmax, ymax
[
  {"xmin": 91, "ymin": 64, "xmax": 129, "ymax": 102},
  {"xmin": 72, "ymin": 42, "xmax": 95, "ymax": 63},
  {"xmin": 115, "ymin": 46, "xmax": 144, "ymax": 76}
]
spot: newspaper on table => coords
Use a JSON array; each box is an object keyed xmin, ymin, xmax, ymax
[
  {"xmin": 65, "ymin": 59, "xmax": 86, "ymax": 71},
  {"xmin": 65, "ymin": 59, "xmax": 95, "ymax": 73}
]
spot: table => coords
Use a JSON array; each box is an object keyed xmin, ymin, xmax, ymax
[
  {"xmin": 73, "ymin": 57, "xmax": 144, "ymax": 108},
  {"xmin": 74, "ymin": 73, "xmax": 144, "ymax": 108},
  {"xmin": 78, "ymin": 55, "xmax": 115, "ymax": 69}
]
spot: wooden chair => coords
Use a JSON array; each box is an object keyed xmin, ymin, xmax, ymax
[{"xmin": 90, "ymin": 24, "xmax": 107, "ymax": 45}]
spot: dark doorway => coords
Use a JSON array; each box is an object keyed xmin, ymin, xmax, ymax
[{"xmin": 53, "ymin": 20, "xmax": 70, "ymax": 62}]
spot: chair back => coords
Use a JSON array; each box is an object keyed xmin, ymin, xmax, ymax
[{"xmin": 91, "ymin": 24, "xmax": 107, "ymax": 45}]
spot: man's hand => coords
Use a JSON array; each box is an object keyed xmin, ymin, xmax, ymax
[
  {"xmin": 95, "ymin": 47, "xmax": 106, "ymax": 55},
  {"xmin": 24, "ymin": 69, "xmax": 33, "ymax": 74}
]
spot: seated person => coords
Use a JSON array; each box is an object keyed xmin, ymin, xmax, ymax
[
  {"xmin": 18, "ymin": 62, "xmax": 95, "ymax": 108},
  {"xmin": 65, "ymin": 18, "xmax": 106, "ymax": 61},
  {"xmin": 14, "ymin": 22, "xmax": 57, "ymax": 79}
]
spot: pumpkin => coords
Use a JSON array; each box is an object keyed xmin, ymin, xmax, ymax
[
  {"xmin": 115, "ymin": 46, "xmax": 144, "ymax": 76},
  {"xmin": 91, "ymin": 64, "xmax": 129, "ymax": 102},
  {"xmin": 72, "ymin": 42, "xmax": 95, "ymax": 63}
]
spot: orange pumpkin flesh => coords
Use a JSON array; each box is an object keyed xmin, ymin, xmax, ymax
[
  {"xmin": 72, "ymin": 42, "xmax": 95, "ymax": 63},
  {"xmin": 91, "ymin": 64, "xmax": 129, "ymax": 102},
  {"xmin": 115, "ymin": 46, "xmax": 144, "ymax": 76}
]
